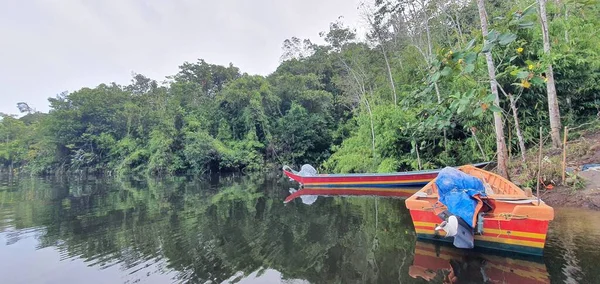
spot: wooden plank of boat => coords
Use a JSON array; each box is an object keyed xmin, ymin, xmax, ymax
[
  {"xmin": 405, "ymin": 165, "xmax": 554, "ymax": 256},
  {"xmin": 282, "ymin": 162, "xmax": 491, "ymax": 188}
]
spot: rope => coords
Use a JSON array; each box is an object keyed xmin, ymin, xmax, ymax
[{"xmin": 482, "ymin": 212, "xmax": 528, "ymax": 220}]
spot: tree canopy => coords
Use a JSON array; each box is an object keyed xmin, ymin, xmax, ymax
[{"xmin": 1, "ymin": 0, "xmax": 598, "ymax": 176}]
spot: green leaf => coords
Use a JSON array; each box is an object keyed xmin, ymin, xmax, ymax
[
  {"xmin": 509, "ymin": 56, "xmax": 518, "ymax": 62},
  {"xmin": 522, "ymin": 5, "xmax": 537, "ymax": 17},
  {"xmin": 510, "ymin": 69, "xmax": 520, "ymax": 76},
  {"xmin": 465, "ymin": 39, "xmax": 476, "ymax": 50},
  {"xmin": 441, "ymin": 67, "xmax": 452, "ymax": 76},
  {"xmin": 431, "ymin": 72, "xmax": 441, "ymax": 82},
  {"xmin": 518, "ymin": 22, "xmax": 535, "ymax": 29},
  {"xmin": 516, "ymin": 71, "xmax": 530, "ymax": 79},
  {"xmin": 531, "ymin": 76, "xmax": 545, "ymax": 86},
  {"xmin": 487, "ymin": 30, "xmax": 500, "ymax": 42},
  {"xmin": 464, "ymin": 64, "xmax": 475, "ymax": 73},
  {"xmin": 489, "ymin": 105, "xmax": 503, "ymax": 113},
  {"xmin": 485, "ymin": 93, "xmax": 496, "ymax": 102},
  {"xmin": 473, "ymin": 107, "xmax": 483, "ymax": 116},
  {"xmin": 482, "ymin": 43, "xmax": 493, "ymax": 53},
  {"xmin": 498, "ymin": 33, "xmax": 517, "ymax": 45},
  {"xmin": 465, "ymin": 53, "xmax": 477, "ymax": 64}
]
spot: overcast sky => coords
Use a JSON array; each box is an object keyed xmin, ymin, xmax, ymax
[{"xmin": 0, "ymin": 0, "xmax": 364, "ymax": 115}]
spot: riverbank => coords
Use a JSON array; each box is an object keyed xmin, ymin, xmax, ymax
[
  {"xmin": 509, "ymin": 123, "xmax": 600, "ymax": 210},
  {"xmin": 542, "ymin": 163, "xmax": 600, "ymax": 209}
]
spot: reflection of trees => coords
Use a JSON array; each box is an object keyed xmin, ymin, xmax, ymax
[
  {"xmin": 1, "ymin": 175, "xmax": 420, "ymax": 283},
  {"xmin": 544, "ymin": 208, "xmax": 600, "ymax": 284}
]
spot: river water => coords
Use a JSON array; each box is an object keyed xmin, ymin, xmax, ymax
[{"xmin": 0, "ymin": 174, "xmax": 599, "ymax": 284}]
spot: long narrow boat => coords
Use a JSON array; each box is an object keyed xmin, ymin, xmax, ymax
[
  {"xmin": 409, "ymin": 240, "xmax": 550, "ymax": 283},
  {"xmin": 282, "ymin": 162, "xmax": 491, "ymax": 188},
  {"xmin": 405, "ymin": 165, "xmax": 554, "ymax": 256}
]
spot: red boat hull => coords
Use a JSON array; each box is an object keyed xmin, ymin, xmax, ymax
[{"xmin": 283, "ymin": 162, "xmax": 490, "ymax": 188}]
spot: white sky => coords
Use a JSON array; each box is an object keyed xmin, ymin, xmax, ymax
[{"xmin": 0, "ymin": 0, "xmax": 365, "ymax": 115}]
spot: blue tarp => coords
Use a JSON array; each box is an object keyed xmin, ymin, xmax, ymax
[{"xmin": 435, "ymin": 167, "xmax": 486, "ymax": 228}]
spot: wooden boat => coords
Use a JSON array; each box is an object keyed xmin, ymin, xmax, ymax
[
  {"xmin": 283, "ymin": 187, "xmax": 421, "ymax": 203},
  {"xmin": 409, "ymin": 240, "xmax": 550, "ymax": 283},
  {"xmin": 405, "ymin": 165, "xmax": 554, "ymax": 256},
  {"xmin": 282, "ymin": 162, "xmax": 491, "ymax": 188}
]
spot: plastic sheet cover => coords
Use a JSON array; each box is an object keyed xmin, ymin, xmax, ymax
[{"xmin": 435, "ymin": 167, "xmax": 486, "ymax": 228}]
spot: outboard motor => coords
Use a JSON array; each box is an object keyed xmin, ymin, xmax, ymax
[{"xmin": 436, "ymin": 211, "xmax": 475, "ymax": 249}]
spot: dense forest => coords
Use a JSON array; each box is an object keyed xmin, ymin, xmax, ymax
[{"xmin": 1, "ymin": 0, "xmax": 598, "ymax": 177}]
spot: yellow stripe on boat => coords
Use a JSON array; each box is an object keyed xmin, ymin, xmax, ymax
[
  {"xmin": 415, "ymin": 229, "xmax": 546, "ymax": 248},
  {"xmin": 413, "ymin": 221, "xmax": 547, "ymax": 240},
  {"xmin": 484, "ymin": 228, "xmax": 547, "ymax": 240},
  {"xmin": 475, "ymin": 235, "xmax": 546, "ymax": 248}
]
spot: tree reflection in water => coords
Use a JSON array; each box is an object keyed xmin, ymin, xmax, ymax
[{"xmin": 6, "ymin": 174, "xmax": 600, "ymax": 284}]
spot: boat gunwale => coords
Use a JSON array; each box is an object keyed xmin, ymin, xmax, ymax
[{"xmin": 283, "ymin": 162, "xmax": 491, "ymax": 179}]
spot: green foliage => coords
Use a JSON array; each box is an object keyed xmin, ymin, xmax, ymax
[{"xmin": 2, "ymin": 0, "xmax": 598, "ymax": 176}]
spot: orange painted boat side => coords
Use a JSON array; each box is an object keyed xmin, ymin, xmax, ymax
[{"xmin": 406, "ymin": 165, "xmax": 554, "ymax": 255}]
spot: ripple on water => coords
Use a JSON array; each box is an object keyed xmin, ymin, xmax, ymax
[{"xmin": 544, "ymin": 207, "xmax": 600, "ymax": 283}]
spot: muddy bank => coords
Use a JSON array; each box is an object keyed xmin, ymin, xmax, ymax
[
  {"xmin": 542, "ymin": 168, "xmax": 600, "ymax": 210},
  {"xmin": 507, "ymin": 126, "xmax": 600, "ymax": 210},
  {"xmin": 543, "ymin": 187, "xmax": 600, "ymax": 210}
]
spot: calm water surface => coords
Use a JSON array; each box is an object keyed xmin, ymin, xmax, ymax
[{"xmin": 1, "ymin": 174, "xmax": 599, "ymax": 284}]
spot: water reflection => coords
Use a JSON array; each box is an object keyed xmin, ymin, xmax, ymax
[
  {"xmin": 544, "ymin": 208, "xmax": 600, "ymax": 283},
  {"xmin": 409, "ymin": 240, "xmax": 549, "ymax": 283},
  {"xmin": 0, "ymin": 175, "xmax": 599, "ymax": 283}
]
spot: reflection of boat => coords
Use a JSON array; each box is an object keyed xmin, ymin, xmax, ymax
[
  {"xmin": 409, "ymin": 240, "xmax": 550, "ymax": 283},
  {"xmin": 283, "ymin": 187, "xmax": 420, "ymax": 203},
  {"xmin": 282, "ymin": 162, "xmax": 491, "ymax": 188},
  {"xmin": 406, "ymin": 165, "xmax": 554, "ymax": 256}
]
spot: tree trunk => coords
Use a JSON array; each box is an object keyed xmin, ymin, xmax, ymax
[
  {"xmin": 508, "ymin": 94, "xmax": 527, "ymax": 163},
  {"xmin": 434, "ymin": 82, "xmax": 448, "ymax": 149},
  {"xmin": 440, "ymin": 4, "xmax": 464, "ymax": 47},
  {"xmin": 424, "ymin": 8, "xmax": 433, "ymax": 59},
  {"xmin": 453, "ymin": 1, "xmax": 465, "ymax": 45},
  {"xmin": 339, "ymin": 56, "xmax": 377, "ymax": 160},
  {"xmin": 365, "ymin": 10, "xmax": 398, "ymax": 107},
  {"xmin": 564, "ymin": 5, "xmax": 569, "ymax": 42},
  {"xmin": 423, "ymin": 4, "xmax": 448, "ymax": 149},
  {"xmin": 413, "ymin": 140, "xmax": 422, "ymax": 170},
  {"xmin": 477, "ymin": 0, "xmax": 510, "ymax": 178},
  {"xmin": 539, "ymin": 0, "xmax": 563, "ymax": 148},
  {"xmin": 365, "ymin": 96, "xmax": 376, "ymax": 157},
  {"xmin": 380, "ymin": 45, "xmax": 398, "ymax": 106},
  {"xmin": 470, "ymin": 128, "xmax": 487, "ymax": 161}
]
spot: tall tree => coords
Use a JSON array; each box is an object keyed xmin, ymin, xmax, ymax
[
  {"xmin": 363, "ymin": 3, "xmax": 398, "ymax": 107},
  {"xmin": 538, "ymin": 0, "xmax": 562, "ymax": 148},
  {"xmin": 477, "ymin": 0, "xmax": 509, "ymax": 178}
]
